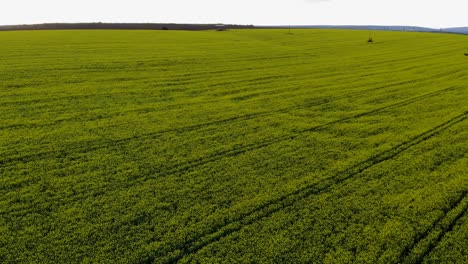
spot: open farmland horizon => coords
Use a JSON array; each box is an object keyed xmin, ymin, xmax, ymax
[
  {"xmin": 0, "ymin": 29, "xmax": 467, "ymax": 263},
  {"xmin": 1, "ymin": 23, "xmax": 467, "ymax": 35}
]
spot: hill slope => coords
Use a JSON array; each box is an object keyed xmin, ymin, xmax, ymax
[
  {"xmin": 268, "ymin": 25, "xmax": 437, "ymax": 32},
  {"xmin": 0, "ymin": 29, "xmax": 467, "ymax": 263},
  {"xmin": 444, "ymin": 27, "xmax": 468, "ymax": 34}
]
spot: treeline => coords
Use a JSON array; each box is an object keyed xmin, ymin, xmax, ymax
[{"xmin": 0, "ymin": 23, "xmax": 255, "ymax": 31}]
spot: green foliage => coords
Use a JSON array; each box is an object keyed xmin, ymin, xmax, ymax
[{"xmin": 0, "ymin": 29, "xmax": 467, "ymax": 263}]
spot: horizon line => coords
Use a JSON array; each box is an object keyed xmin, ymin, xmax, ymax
[{"xmin": 0, "ymin": 22, "xmax": 467, "ymax": 29}]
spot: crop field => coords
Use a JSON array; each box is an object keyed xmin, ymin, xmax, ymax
[{"xmin": 0, "ymin": 29, "xmax": 467, "ymax": 263}]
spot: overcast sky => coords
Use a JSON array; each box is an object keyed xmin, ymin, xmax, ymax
[{"xmin": 1, "ymin": 0, "xmax": 467, "ymax": 28}]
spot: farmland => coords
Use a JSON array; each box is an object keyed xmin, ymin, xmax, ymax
[{"xmin": 0, "ymin": 29, "xmax": 467, "ymax": 263}]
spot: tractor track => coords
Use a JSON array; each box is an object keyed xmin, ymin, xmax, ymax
[
  {"xmin": 146, "ymin": 111, "xmax": 468, "ymax": 264},
  {"xmin": 135, "ymin": 85, "xmax": 460, "ymax": 181},
  {"xmin": 400, "ymin": 191, "xmax": 468, "ymax": 264},
  {"xmin": 1, "ymin": 86, "xmax": 462, "ymax": 217},
  {"xmin": 0, "ymin": 84, "xmax": 457, "ymax": 180},
  {"xmin": 1, "ymin": 58, "xmax": 460, "ymax": 132},
  {"xmin": 0, "ymin": 79, "xmax": 460, "ymax": 171}
]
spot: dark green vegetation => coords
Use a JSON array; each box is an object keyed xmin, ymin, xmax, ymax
[{"xmin": 0, "ymin": 29, "xmax": 467, "ymax": 263}]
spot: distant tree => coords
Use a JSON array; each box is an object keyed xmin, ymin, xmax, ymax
[
  {"xmin": 367, "ymin": 32, "xmax": 374, "ymax": 43},
  {"xmin": 161, "ymin": 26, "xmax": 169, "ymax": 30}
]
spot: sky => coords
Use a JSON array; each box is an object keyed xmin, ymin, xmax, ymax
[{"xmin": 1, "ymin": 0, "xmax": 467, "ymax": 28}]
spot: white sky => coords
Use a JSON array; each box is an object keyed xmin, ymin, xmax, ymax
[{"xmin": 1, "ymin": 0, "xmax": 467, "ymax": 28}]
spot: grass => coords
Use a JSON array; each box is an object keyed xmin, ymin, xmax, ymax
[{"xmin": 0, "ymin": 29, "xmax": 467, "ymax": 263}]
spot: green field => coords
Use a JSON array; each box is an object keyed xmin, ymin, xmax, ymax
[{"xmin": 0, "ymin": 29, "xmax": 467, "ymax": 263}]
